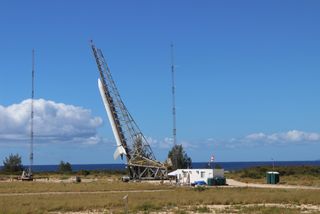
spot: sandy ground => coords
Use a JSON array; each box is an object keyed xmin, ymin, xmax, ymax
[
  {"xmin": 34, "ymin": 177, "xmax": 100, "ymax": 183},
  {"xmin": 203, "ymin": 203, "xmax": 320, "ymax": 214},
  {"xmin": 50, "ymin": 203, "xmax": 320, "ymax": 214}
]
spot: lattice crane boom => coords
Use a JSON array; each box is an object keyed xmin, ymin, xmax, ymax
[{"xmin": 91, "ymin": 41, "xmax": 167, "ymax": 179}]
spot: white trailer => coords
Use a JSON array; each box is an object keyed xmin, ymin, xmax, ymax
[{"xmin": 168, "ymin": 169, "xmax": 224, "ymax": 185}]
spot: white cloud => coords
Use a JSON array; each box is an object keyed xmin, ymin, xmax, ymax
[
  {"xmin": 244, "ymin": 130, "xmax": 320, "ymax": 144},
  {"xmin": 144, "ymin": 130, "xmax": 320, "ymax": 151},
  {"xmin": 145, "ymin": 136, "xmax": 173, "ymax": 149},
  {"xmin": 245, "ymin": 132, "xmax": 266, "ymax": 141},
  {"xmin": 145, "ymin": 136, "xmax": 198, "ymax": 150},
  {"xmin": 0, "ymin": 99, "xmax": 103, "ymax": 145},
  {"xmin": 203, "ymin": 130, "xmax": 320, "ymax": 149},
  {"xmin": 162, "ymin": 137, "xmax": 174, "ymax": 148}
]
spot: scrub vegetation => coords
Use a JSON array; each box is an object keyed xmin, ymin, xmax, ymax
[
  {"xmin": 1, "ymin": 154, "xmax": 24, "ymax": 174},
  {"xmin": 228, "ymin": 165, "xmax": 320, "ymax": 186}
]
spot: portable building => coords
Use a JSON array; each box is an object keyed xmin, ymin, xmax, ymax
[{"xmin": 168, "ymin": 169, "xmax": 224, "ymax": 185}]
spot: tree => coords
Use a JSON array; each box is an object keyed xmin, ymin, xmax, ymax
[
  {"xmin": 58, "ymin": 161, "xmax": 72, "ymax": 173},
  {"xmin": 2, "ymin": 153, "xmax": 24, "ymax": 173},
  {"xmin": 168, "ymin": 144, "xmax": 192, "ymax": 170}
]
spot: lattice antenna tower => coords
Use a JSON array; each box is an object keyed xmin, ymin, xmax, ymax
[
  {"xmin": 171, "ymin": 43, "xmax": 177, "ymax": 146},
  {"xmin": 29, "ymin": 49, "xmax": 35, "ymax": 175}
]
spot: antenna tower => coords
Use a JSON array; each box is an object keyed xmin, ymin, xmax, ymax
[
  {"xmin": 171, "ymin": 43, "xmax": 179, "ymax": 170},
  {"xmin": 30, "ymin": 49, "xmax": 34, "ymax": 175},
  {"xmin": 22, "ymin": 49, "xmax": 34, "ymax": 180},
  {"xmin": 171, "ymin": 44, "xmax": 177, "ymax": 146}
]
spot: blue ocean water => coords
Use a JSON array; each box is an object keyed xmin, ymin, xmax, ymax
[{"xmin": 24, "ymin": 160, "xmax": 320, "ymax": 172}]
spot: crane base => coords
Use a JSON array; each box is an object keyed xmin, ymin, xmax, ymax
[{"xmin": 128, "ymin": 164, "xmax": 168, "ymax": 180}]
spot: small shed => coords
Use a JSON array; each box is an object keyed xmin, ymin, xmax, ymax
[{"xmin": 168, "ymin": 169, "xmax": 224, "ymax": 185}]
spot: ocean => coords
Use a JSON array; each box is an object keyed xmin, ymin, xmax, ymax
[{"xmin": 21, "ymin": 160, "xmax": 320, "ymax": 172}]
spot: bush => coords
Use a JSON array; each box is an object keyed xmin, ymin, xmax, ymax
[
  {"xmin": 193, "ymin": 186, "xmax": 206, "ymax": 192},
  {"xmin": 240, "ymin": 169, "xmax": 263, "ymax": 179},
  {"xmin": 235, "ymin": 165, "xmax": 320, "ymax": 179},
  {"xmin": 2, "ymin": 154, "xmax": 24, "ymax": 173},
  {"xmin": 58, "ymin": 161, "xmax": 72, "ymax": 173},
  {"xmin": 79, "ymin": 170, "xmax": 90, "ymax": 176},
  {"xmin": 135, "ymin": 202, "xmax": 161, "ymax": 212}
]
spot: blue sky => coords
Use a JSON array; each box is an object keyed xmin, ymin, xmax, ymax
[{"xmin": 1, "ymin": 1, "xmax": 320, "ymax": 165}]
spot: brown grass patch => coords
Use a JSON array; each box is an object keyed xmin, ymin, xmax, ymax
[{"xmin": 0, "ymin": 183, "xmax": 319, "ymax": 213}]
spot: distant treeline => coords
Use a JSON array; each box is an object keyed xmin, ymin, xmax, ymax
[
  {"xmin": 0, "ymin": 168, "xmax": 127, "ymax": 176},
  {"xmin": 77, "ymin": 169, "xmax": 127, "ymax": 176}
]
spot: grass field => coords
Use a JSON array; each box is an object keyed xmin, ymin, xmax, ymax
[
  {"xmin": 0, "ymin": 167, "xmax": 320, "ymax": 213},
  {"xmin": 0, "ymin": 179, "xmax": 319, "ymax": 213},
  {"xmin": 0, "ymin": 179, "xmax": 172, "ymax": 194}
]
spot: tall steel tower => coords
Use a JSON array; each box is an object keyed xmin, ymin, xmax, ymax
[
  {"xmin": 29, "ymin": 49, "xmax": 34, "ymax": 175},
  {"xmin": 170, "ymin": 43, "xmax": 179, "ymax": 170},
  {"xmin": 22, "ymin": 49, "xmax": 34, "ymax": 180},
  {"xmin": 171, "ymin": 43, "xmax": 177, "ymax": 146}
]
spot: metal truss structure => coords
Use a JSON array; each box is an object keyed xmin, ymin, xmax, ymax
[{"xmin": 91, "ymin": 41, "xmax": 167, "ymax": 180}]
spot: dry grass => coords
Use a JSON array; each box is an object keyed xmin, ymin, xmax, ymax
[
  {"xmin": 227, "ymin": 165, "xmax": 320, "ymax": 187},
  {"xmin": 228, "ymin": 173, "xmax": 320, "ymax": 187},
  {"xmin": 279, "ymin": 175, "xmax": 320, "ymax": 186},
  {"xmin": 0, "ymin": 180, "xmax": 172, "ymax": 194},
  {"xmin": 0, "ymin": 182, "xmax": 319, "ymax": 213},
  {"xmin": 1, "ymin": 167, "xmax": 320, "ymax": 213}
]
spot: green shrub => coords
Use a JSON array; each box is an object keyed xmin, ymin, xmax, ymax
[
  {"xmin": 58, "ymin": 161, "xmax": 72, "ymax": 174},
  {"xmin": 193, "ymin": 186, "xmax": 206, "ymax": 192},
  {"xmin": 135, "ymin": 202, "xmax": 161, "ymax": 212},
  {"xmin": 235, "ymin": 165, "xmax": 320, "ymax": 179},
  {"xmin": 2, "ymin": 154, "xmax": 23, "ymax": 174},
  {"xmin": 79, "ymin": 170, "xmax": 90, "ymax": 176}
]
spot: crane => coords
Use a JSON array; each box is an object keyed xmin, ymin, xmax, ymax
[{"xmin": 91, "ymin": 41, "xmax": 168, "ymax": 180}]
